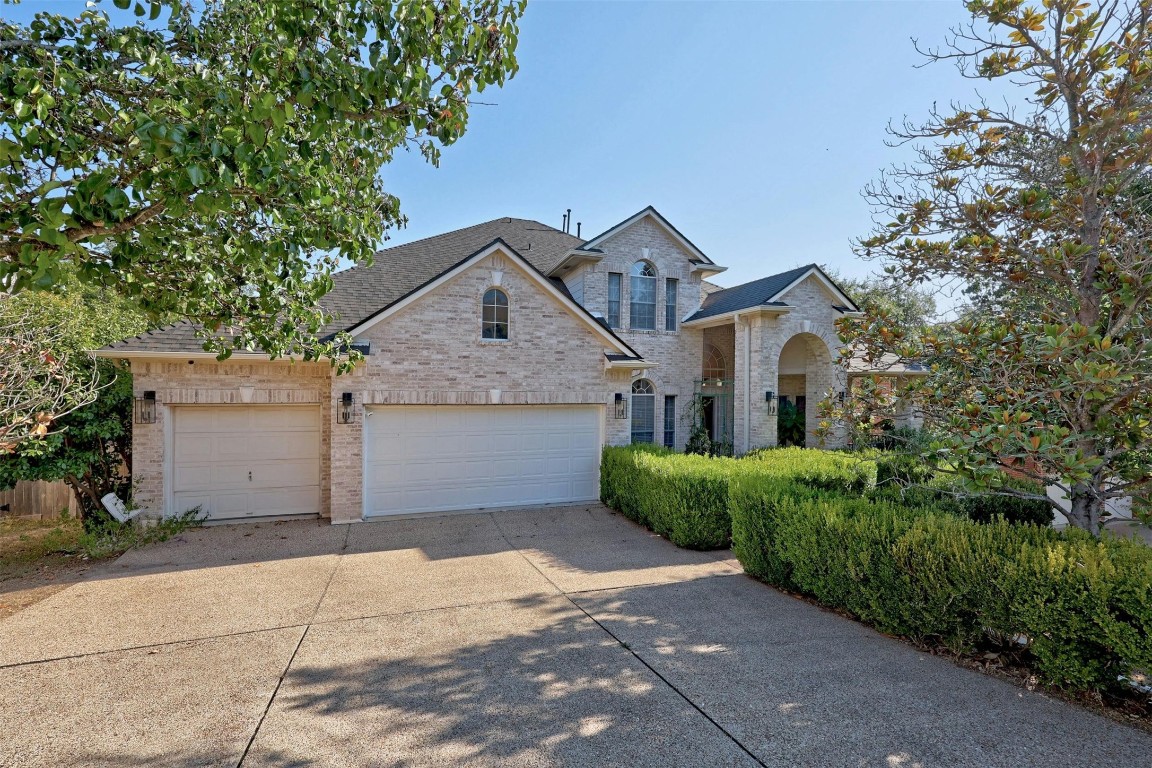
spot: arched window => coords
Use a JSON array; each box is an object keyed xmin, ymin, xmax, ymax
[
  {"xmin": 482, "ymin": 288, "xmax": 509, "ymax": 340},
  {"xmin": 631, "ymin": 378, "xmax": 656, "ymax": 444},
  {"xmin": 703, "ymin": 345, "xmax": 727, "ymax": 381},
  {"xmin": 630, "ymin": 261, "xmax": 657, "ymax": 330}
]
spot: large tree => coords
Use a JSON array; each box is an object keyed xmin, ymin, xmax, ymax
[
  {"xmin": 0, "ymin": 0, "xmax": 524, "ymax": 366},
  {"xmin": 841, "ymin": 0, "xmax": 1152, "ymax": 534},
  {"xmin": 822, "ymin": 268, "xmax": 938, "ymax": 332}
]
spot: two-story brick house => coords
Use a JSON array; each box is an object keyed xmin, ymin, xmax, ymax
[{"xmin": 96, "ymin": 207, "xmax": 861, "ymax": 524}]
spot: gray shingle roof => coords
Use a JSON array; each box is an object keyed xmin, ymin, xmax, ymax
[
  {"xmin": 685, "ymin": 264, "xmax": 814, "ymax": 322},
  {"xmin": 98, "ymin": 218, "xmax": 583, "ymax": 354}
]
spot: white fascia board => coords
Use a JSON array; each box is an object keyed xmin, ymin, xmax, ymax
[
  {"xmin": 769, "ymin": 267, "xmax": 860, "ymax": 311},
  {"xmin": 346, "ymin": 241, "xmax": 639, "ymax": 358},
  {"xmin": 680, "ymin": 305, "xmax": 794, "ymax": 329},
  {"xmin": 547, "ymin": 250, "xmax": 605, "ymax": 277},
  {"xmin": 580, "ymin": 208, "xmax": 714, "ymax": 265},
  {"xmin": 605, "ymin": 358, "xmax": 659, "ymax": 371}
]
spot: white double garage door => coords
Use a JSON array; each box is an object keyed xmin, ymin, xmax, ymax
[{"xmin": 172, "ymin": 404, "xmax": 601, "ymax": 521}]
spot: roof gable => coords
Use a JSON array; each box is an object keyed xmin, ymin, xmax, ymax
[
  {"xmin": 347, "ymin": 239, "xmax": 642, "ymax": 358},
  {"xmin": 770, "ymin": 265, "xmax": 860, "ymax": 311},
  {"xmin": 579, "ymin": 206, "xmax": 715, "ymax": 265},
  {"xmin": 684, "ymin": 264, "xmax": 860, "ymax": 323},
  {"xmin": 320, "ymin": 217, "xmax": 582, "ymax": 338}
]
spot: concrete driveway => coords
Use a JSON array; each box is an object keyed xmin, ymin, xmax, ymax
[{"xmin": 0, "ymin": 504, "xmax": 1147, "ymax": 767}]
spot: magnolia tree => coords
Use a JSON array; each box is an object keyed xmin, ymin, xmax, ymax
[
  {"xmin": 836, "ymin": 0, "xmax": 1152, "ymax": 534},
  {"xmin": 0, "ymin": 0, "xmax": 524, "ymax": 368},
  {"xmin": 0, "ymin": 316, "xmax": 99, "ymax": 454}
]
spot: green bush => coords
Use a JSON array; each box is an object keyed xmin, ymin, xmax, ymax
[
  {"xmin": 601, "ymin": 445, "xmax": 878, "ymax": 549},
  {"xmin": 601, "ymin": 445, "xmax": 735, "ymax": 549},
  {"xmin": 741, "ymin": 446, "xmax": 878, "ymax": 493},
  {"xmin": 730, "ymin": 479, "xmax": 1152, "ymax": 693},
  {"xmin": 949, "ymin": 478, "xmax": 1055, "ymax": 527}
]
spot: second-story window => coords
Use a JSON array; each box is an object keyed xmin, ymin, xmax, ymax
[
  {"xmin": 482, "ymin": 288, "xmax": 509, "ymax": 340},
  {"xmin": 665, "ymin": 278, "xmax": 679, "ymax": 331},
  {"xmin": 607, "ymin": 272, "xmax": 622, "ymax": 328},
  {"xmin": 630, "ymin": 261, "xmax": 657, "ymax": 330}
]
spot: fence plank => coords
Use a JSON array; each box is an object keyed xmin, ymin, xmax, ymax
[{"xmin": 0, "ymin": 480, "xmax": 77, "ymax": 519}]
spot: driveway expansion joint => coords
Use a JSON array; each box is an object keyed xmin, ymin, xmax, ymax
[{"xmin": 486, "ymin": 511, "xmax": 770, "ymax": 768}]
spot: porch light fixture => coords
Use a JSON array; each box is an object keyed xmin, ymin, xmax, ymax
[
  {"xmin": 614, "ymin": 393, "xmax": 628, "ymax": 419},
  {"xmin": 765, "ymin": 390, "xmax": 778, "ymax": 415},
  {"xmin": 338, "ymin": 392, "xmax": 357, "ymax": 424},
  {"xmin": 134, "ymin": 391, "xmax": 157, "ymax": 424}
]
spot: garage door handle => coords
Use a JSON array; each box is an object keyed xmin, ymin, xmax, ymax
[{"xmin": 248, "ymin": 471, "xmax": 252, "ymax": 482}]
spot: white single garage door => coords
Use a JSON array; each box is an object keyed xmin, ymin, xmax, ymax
[
  {"xmin": 172, "ymin": 405, "xmax": 321, "ymax": 521},
  {"xmin": 364, "ymin": 405, "xmax": 601, "ymax": 517}
]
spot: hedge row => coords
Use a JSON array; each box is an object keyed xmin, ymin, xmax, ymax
[
  {"xmin": 730, "ymin": 476, "xmax": 1152, "ymax": 691},
  {"xmin": 600, "ymin": 445, "xmax": 877, "ymax": 549},
  {"xmin": 600, "ymin": 444, "xmax": 1152, "ymax": 693}
]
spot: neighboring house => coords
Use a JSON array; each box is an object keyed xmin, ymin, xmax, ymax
[{"xmin": 94, "ymin": 207, "xmax": 861, "ymax": 524}]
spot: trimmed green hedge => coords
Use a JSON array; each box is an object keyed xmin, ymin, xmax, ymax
[
  {"xmin": 601, "ymin": 443, "xmax": 1152, "ymax": 694},
  {"xmin": 601, "ymin": 445, "xmax": 877, "ymax": 549},
  {"xmin": 730, "ymin": 474, "xmax": 1152, "ymax": 692}
]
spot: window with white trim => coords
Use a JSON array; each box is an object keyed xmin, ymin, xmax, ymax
[
  {"xmin": 482, "ymin": 288, "xmax": 509, "ymax": 340},
  {"xmin": 665, "ymin": 278, "xmax": 678, "ymax": 331},
  {"xmin": 663, "ymin": 395, "xmax": 676, "ymax": 448},
  {"xmin": 607, "ymin": 272, "xmax": 622, "ymax": 328},
  {"xmin": 631, "ymin": 378, "xmax": 656, "ymax": 444},
  {"xmin": 630, "ymin": 261, "xmax": 657, "ymax": 330}
]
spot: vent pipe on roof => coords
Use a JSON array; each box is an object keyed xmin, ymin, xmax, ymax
[
  {"xmin": 566, "ymin": 208, "xmax": 572, "ymax": 233},
  {"xmin": 576, "ymin": 222, "xmax": 582, "ymax": 238},
  {"xmin": 562, "ymin": 211, "xmax": 568, "ymax": 233}
]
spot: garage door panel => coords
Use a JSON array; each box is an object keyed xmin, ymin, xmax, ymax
[
  {"xmin": 364, "ymin": 405, "xmax": 601, "ymax": 517},
  {"xmin": 249, "ymin": 460, "xmax": 319, "ymax": 489},
  {"xmin": 249, "ymin": 407, "xmax": 319, "ymax": 431},
  {"xmin": 172, "ymin": 406, "xmax": 320, "ymax": 521},
  {"xmin": 246, "ymin": 434, "xmax": 320, "ymax": 461}
]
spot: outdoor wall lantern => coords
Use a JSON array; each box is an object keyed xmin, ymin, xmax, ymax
[
  {"xmin": 134, "ymin": 391, "xmax": 157, "ymax": 424},
  {"xmin": 765, "ymin": 390, "xmax": 778, "ymax": 415},
  {"xmin": 338, "ymin": 392, "xmax": 357, "ymax": 424},
  {"xmin": 614, "ymin": 393, "xmax": 628, "ymax": 419}
]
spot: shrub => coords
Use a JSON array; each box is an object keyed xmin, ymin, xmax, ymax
[
  {"xmin": 949, "ymin": 478, "xmax": 1055, "ymax": 527},
  {"xmin": 601, "ymin": 445, "xmax": 735, "ymax": 549},
  {"xmin": 730, "ymin": 479, "xmax": 1152, "ymax": 693},
  {"xmin": 742, "ymin": 447, "xmax": 878, "ymax": 493},
  {"xmin": 601, "ymin": 445, "xmax": 878, "ymax": 549}
]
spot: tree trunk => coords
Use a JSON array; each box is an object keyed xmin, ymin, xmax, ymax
[{"xmin": 1066, "ymin": 481, "xmax": 1104, "ymax": 535}]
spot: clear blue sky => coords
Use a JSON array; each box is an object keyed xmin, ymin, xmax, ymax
[
  {"xmin": 7, "ymin": 0, "xmax": 1002, "ymax": 289},
  {"xmin": 384, "ymin": 1, "xmax": 999, "ymax": 289}
]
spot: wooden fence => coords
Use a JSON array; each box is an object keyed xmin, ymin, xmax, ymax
[{"xmin": 0, "ymin": 480, "xmax": 79, "ymax": 520}]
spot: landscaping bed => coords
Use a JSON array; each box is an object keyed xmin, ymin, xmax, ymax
[{"xmin": 600, "ymin": 444, "xmax": 1152, "ymax": 708}]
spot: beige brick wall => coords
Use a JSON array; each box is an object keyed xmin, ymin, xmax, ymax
[
  {"xmin": 750, "ymin": 275, "xmax": 849, "ymax": 450},
  {"xmin": 329, "ymin": 250, "xmax": 630, "ymax": 522},
  {"xmin": 567, "ymin": 218, "xmax": 709, "ymax": 450}
]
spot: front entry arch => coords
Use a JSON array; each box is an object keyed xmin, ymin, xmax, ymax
[{"xmin": 776, "ymin": 333, "xmax": 834, "ymax": 447}]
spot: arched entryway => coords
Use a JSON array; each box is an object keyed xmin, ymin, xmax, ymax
[{"xmin": 776, "ymin": 333, "xmax": 834, "ymax": 447}]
